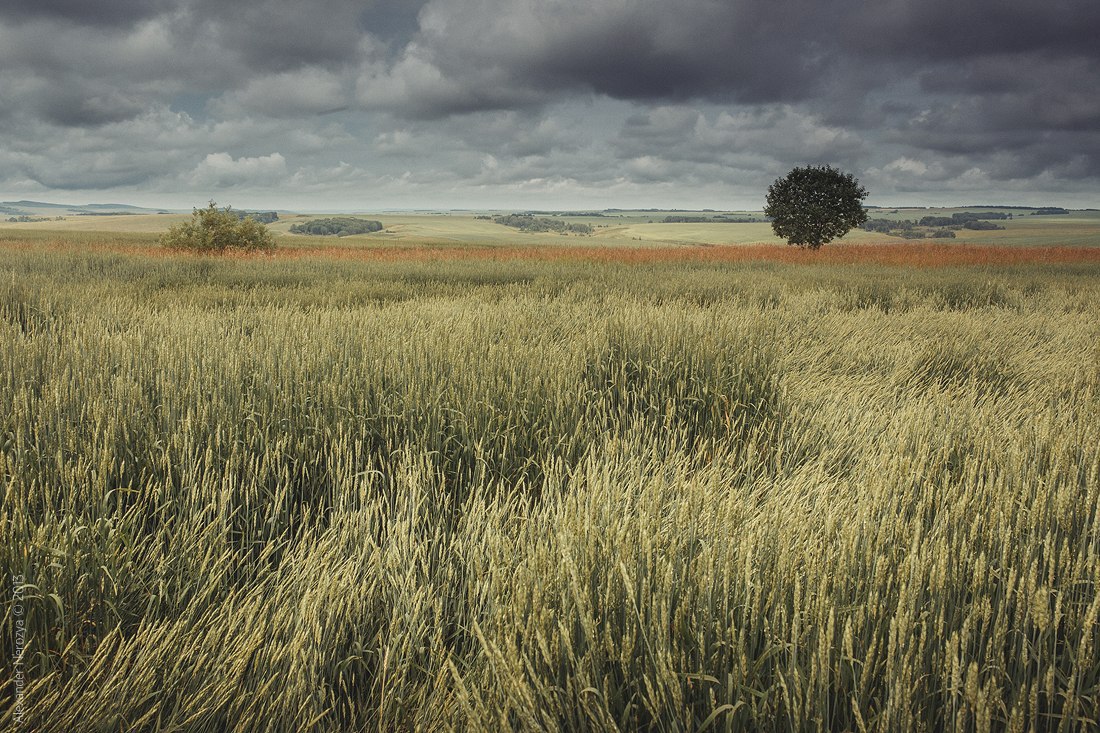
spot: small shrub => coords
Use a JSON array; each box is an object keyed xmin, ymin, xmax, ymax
[{"xmin": 161, "ymin": 202, "xmax": 275, "ymax": 253}]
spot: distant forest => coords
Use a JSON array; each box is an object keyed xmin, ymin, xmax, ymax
[
  {"xmin": 493, "ymin": 214, "xmax": 592, "ymax": 235},
  {"xmin": 235, "ymin": 211, "xmax": 279, "ymax": 224},
  {"xmin": 662, "ymin": 215, "xmax": 760, "ymax": 223},
  {"xmin": 289, "ymin": 218, "xmax": 383, "ymax": 236}
]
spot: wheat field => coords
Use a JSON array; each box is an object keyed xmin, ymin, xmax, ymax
[{"xmin": 1, "ymin": 237, "xmax": 1098, "ymax": 731}]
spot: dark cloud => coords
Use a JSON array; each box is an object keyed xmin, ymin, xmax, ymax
[
  {"xmin": 848, "ymin": 0, "xmax": 1100, "ymax": 60},
  {"xmin": 0, "ymin": 0, "xmax": 1097, "ymax": 206},
  {"xmin": 612, "ymin": 105, "xmax": 866, "ymax": 185},
  {"xmin": 26, "ymin": 153, "xmax": 160, "ymax": 190},
  {"xmin": 210, "ymin": 67, "xmax": 349, "ymax": 118},
  {"xmin": 344, "ymin": 0, "xmax": 1100, "ymax": 206},
  {"xmin": 917, "ymin": 54, "xmax": 1100, "ymax": 133},
  {"xmin": 357, "ymin": 0, "xmax": 426, "ymax": 48},
  {"xmin": 35, "ymin": 85, "xmax": 147, "ymax": 127},
  {"xmin": 391, "ymin": 0, "xmax": 832, "ymax": 116},
  {"xmin": 181, "ymin": 0, "xmax": 365, "ymax": 71},
  {"xmin": 0, "ymin": 0, "xmax": 173, "ymax": 27}
]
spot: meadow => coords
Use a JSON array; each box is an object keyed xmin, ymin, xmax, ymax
[{"xmin": 1, "ymin": 221, "xmax": 1099, "ymax": 731}]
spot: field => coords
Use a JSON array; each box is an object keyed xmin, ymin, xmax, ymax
[
  {"xmin": 2, "ymin": 216, "xmax": 1099, "ymax": 731},
  {"xmin": 6, "ymin": 208, "xmax": 1098, "ymax": 248}
]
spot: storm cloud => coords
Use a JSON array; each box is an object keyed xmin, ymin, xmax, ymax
[{"xmin": 1, "ymin": 0, "xmax": 1097, "ymax": 208}]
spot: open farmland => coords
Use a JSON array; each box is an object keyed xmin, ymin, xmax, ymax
[
  {"xmin": 1, "ymin": 223, "xmax": 1099, "ymax": 731},
  {"xmin": 5, "ymin": 207, "xmax": 1096, "ymax": 248}
]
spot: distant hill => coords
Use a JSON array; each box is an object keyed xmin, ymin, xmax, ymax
[{"xmin": 1, "ymin": 200, "xmax": 176, "ymax": 216}]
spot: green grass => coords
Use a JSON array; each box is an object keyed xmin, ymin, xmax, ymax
[
  {"xmin": 963, "ymin": 213, "xmax": 1100, "ymax": 247},
  {"xmin": 862, "ymin": 209, "xmax": 1100, "ymax": 247},
  {"xmin": 1, "ymin": 243, "xmax": 1098, "ymax": 731}
]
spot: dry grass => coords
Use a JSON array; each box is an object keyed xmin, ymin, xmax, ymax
[{"xmin": 1, "ymin": 240, "xmax": 1098, "ymax": 731}]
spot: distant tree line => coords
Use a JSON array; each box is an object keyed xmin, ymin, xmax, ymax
[
  {"xmin": 662, "ymin": 215, "xmax": 760, "ymax": 223},
  {"xmin": 916, "ymin": 212, "xmax": 1011, "ymax": 227},
  {"xmin": 235, "ymin": 211, "xmax": 279, "ymax": 224},
  {"xmin": 517, "ymin": 211, "xmax": 611, "ymax": 217},
  {"xmin": 958, "ymin": 220, "xmax": 1006, "ymax": 230},
  {"xmin": 862, "ymin": 211, "xmax": 1012, "ymax": 239},
  {"xmin": 1032, "ymin": 207, "xmax": 1069, "ymax": 215},
  {"xmin": 289, "ymin": 218, "xmax": 383, "ymax": 236},
  {"xmin": 493, "ymin": 214, "xmax": 592, "ymax": 235}
]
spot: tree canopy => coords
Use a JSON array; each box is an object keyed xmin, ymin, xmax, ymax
[{"xmin": 764, "ymin": 165, "xmax": 868, "ymax": 249}]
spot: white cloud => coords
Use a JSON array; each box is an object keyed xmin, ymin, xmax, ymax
[
  {"xmin": 187, "ymin": 152, "xmax": 288, "ymax": 188},
  {"xmin": 287, "ymin": 161, "xmax": 371, "ymax": 191},
  {"xmin": 884, "ymin": 157, "xmax": 929, "ymax": 175}
]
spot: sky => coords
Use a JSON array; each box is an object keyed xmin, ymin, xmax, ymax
[{"xmin": 1, "ymin": 0, "xmax": 1098, "ymax": 211}]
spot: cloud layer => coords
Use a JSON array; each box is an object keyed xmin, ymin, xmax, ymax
[{"xmin": 2, "ymin": 0, "xmax": 1097, "ymax": 208}]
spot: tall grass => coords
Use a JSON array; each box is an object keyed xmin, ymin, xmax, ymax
[{"xmin": 1, "ymin": 243, "xmax": 1098, "ymax": 731}]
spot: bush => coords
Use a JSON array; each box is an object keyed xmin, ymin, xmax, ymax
[{"xmin": 161, "ymin": 202, "xmax": 275, "ymax": 253}]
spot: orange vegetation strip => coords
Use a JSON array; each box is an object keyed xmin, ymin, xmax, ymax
[
  {"xmin": 3, "ymin": 238, "xmax": 1100, "ymax": 268},
  {"xmin": 271, "ymin": 242, "xmax": 1100, "ymax": 267}
]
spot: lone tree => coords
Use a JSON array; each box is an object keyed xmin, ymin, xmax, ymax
[
  {"xmin": 764, "ymin": 165, "xmax": 868, "ymax": 249},
  {"xmin": 161, "ymin": 201, "xmax": 275, "ymax": 253}
]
